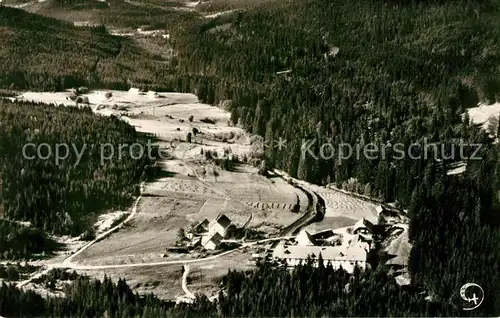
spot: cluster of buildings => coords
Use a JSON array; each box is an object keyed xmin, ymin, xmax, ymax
[
  {"xmin": 186, "ymin": 213, "xmax": 233, "ymax": 250},
  {"xmin": 271, "ymin": 205, "xmax": 411, "ymax": 276},
  {"xmin": 272, "ymin": 224, "xmax": 372, "ymax": 274}
]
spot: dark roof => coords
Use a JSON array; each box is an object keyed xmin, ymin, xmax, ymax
[
  {"xmin": 215, "ymin": 214, "xmax": 231, "ymax": 228},
  {"xmin": 363, "ymin": 218, "xmax": 374, "ymax": 230},
  {"xmin": 195, "ymin": 219, "xmax": 209, "ymax": 230},
  {"xmin": 353, "ymin": 218, "xmax": 374, "ymax": 233},
  {"xmin": 209, "ymin": 232, "xmax": 224, "ymax": 244},
  {"xmin": 305, "ymin": 231, "xmax": 318, "ymax": 245}
]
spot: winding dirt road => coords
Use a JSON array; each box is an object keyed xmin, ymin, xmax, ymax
[
  {"xmin": 14, "ymin": 103, "xmax": 308, "ymax": 292},
  {"xmin": 63, "ymin": 185, "xmax": 144, "ymax": 267},
  {"xmin": 15, "ymin": 168, "xmax": 303, "ymax": 291}
]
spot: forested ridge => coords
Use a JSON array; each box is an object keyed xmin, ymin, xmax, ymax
[
  {"xmin": 0, "ymin": 262, "xmax": 471, "ymax": 317},
  {"xmin": 0, "ymin": 5, "xmax": 185, "ymax": 91},
  {"xmin": 167, "ymin": 0, "xmax": 500, "ymax": 314},
  {"xmin": 0, "ymin": 100, "xmax": 151, "ymax": 258}
]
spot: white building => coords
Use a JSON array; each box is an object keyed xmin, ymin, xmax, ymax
[{"xmin": 272, "ymin": 245, "xmax": 367, "ymax": 273}]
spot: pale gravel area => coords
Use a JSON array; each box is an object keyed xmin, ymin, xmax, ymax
[{"xmin": 467, "ymin": 102, "xmax": 500, "ymax": 131}]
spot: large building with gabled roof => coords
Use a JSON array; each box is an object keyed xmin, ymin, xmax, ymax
[
  {"xmin": 203, "ymin": 232, "xmax": 224, "ymax": 250},
  {"xmin": 208, "ymin": 213, "xmax": 231, "ymax": 237},
  {"xmin": 352, "ymin": 217, "xmax": 374, "ymax": 235}
]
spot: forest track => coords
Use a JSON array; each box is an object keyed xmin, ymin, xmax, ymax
[
  {"xmin": 181, "ymin": 264, "xmax": 195, "ymax": 299},
  {"xmin": 17, "ymin": 234, "xmax": 294, "ymax": 287},
  {"xmin": 62, "ymin": 183, "xmax": 145, "ymax": 266},
  {"xmin": 17, "ymin": 182, "xmax": 145, "ymax": 288},
  {"xmin": 278, "ymin": 183, "xmax": 317, "ymax": 236}
]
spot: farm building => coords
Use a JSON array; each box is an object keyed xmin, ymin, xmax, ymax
[
  {"xmin": 203, "ymin": 232, "xmax": 224, "ymax": 250},
  {"xmin": 194, "ymin": 219, "xmax": 209, "ymax": 233},
  {"xmin": 352, "ymin": 217, "xmax": 374, "ymax": 235},
  {"xmin": 310, "ymin": 229, "xmax": 343, "ymax": 246},
  {"xmin": 311, "ymin": 229, "xmax": 335, "ymax": 240},
  {"xmin": 188, "ymin": 214, "xmax": 233, "ymax": 251},
  {"xmin": 208, "ymin": 213, "xmax": 231, "ymax": 237},
  {"xmin": 295, "ymin": 230, "xmax": 318, "ymax": 246},
  {"xmin": 348, "ymin": 234, "xmax": 372, "ymax": 251},
  {"xmin": 272, "ymin": 245, "xmax": 367, "ymax": 273}
]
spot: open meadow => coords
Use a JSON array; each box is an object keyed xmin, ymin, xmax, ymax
[{"xmin": 11, "ymin": 88, "xmax": 403, "ymax": 301}]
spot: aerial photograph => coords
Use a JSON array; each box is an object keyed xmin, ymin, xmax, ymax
[{"xmin": 0, "ymin": 0, "xmax": 499, "ymax": 316}]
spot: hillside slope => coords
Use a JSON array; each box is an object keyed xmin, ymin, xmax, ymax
[
  {"xmin": 167, "ymin": 0, "xmax": 500, "ymax": 313},
  {"xmin": 0, "ymin": 6, "xmax": 175, "ymax": 90}
]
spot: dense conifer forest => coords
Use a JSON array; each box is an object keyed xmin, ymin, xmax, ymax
[
  {"xmin": 167, "ymin": 0, "xmax": 500, "ymax": 313},
  {"xmin": 1, "ymin": 0, "xmax": 500, "ymax": 315},
  {"xmin": 169, "ymin": 0, "xmax": 500, "ymax": 314},
  {"xmin": 0, "ymin": 100, "xmax": 151, "ymax": 258},
  {"xmin": 0, "ymin": 219, "xmax": 60, "ymax": 259}
]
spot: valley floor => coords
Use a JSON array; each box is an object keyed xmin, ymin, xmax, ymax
[{"xmin": 7, "ymin": 88, "xmax": 406, "ymax": 300}]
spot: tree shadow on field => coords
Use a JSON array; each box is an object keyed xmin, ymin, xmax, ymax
[{"xmin": 136, "ymin": 132, "xmax": 162, "ymax": 144}]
